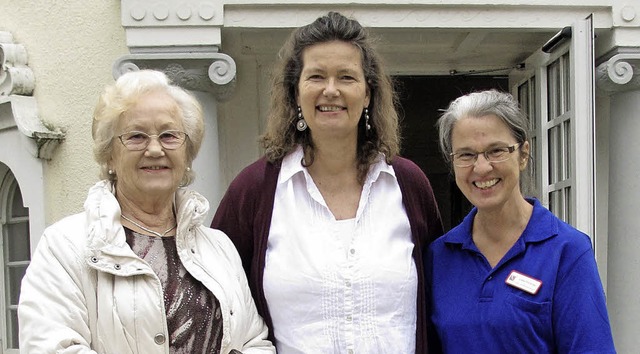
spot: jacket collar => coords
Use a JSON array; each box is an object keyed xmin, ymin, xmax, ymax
[{"xmin": 84, "ymin": 180, "xmax": 209, "ymax": 253}]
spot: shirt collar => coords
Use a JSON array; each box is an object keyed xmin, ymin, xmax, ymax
[
  {"xmin": 278, "ymin": 145, "xmax": 395, "ymax": 185},
  {"xmin": 444, "ymin": 198, "xmax": 558, "ymax": 248}
]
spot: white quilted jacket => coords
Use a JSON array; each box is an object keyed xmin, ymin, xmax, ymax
[{"xmin": 18, "ymin": 180, "xmax": 274, "ymax": 354}]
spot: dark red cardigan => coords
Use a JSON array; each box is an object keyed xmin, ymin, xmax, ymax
[{"xmin": 212, "ymin": 156, "xmax": 443, "ymax": 353}]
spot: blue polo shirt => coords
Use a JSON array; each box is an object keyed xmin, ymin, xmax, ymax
[{"xmin": 426, "ymin": 199, "xmax": 616, "ymax": 353}]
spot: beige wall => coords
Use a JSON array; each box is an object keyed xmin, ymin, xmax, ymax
[{"xmin": 0, "ymin": 0, "xmax": 127, "ymax": 225}]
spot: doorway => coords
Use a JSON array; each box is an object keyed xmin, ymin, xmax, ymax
[{"xmin": 396, "ymin": 75, "xmax": 508, "ymax": 231}]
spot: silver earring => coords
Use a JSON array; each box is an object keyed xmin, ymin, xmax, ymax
[
  {"xmin": 186, "ymin": 167, "xmax": 191, "ymax": 172},
  {"xmin": 108, "ymin": 169, "xmax": 114, "ymax": 175},
  {"xmin": 364, "ymin": 108, "xmax": 371, "ymax": 131},
  {"xmin": 296, "ymin": 106, "xmax": 308, "ymax": 131}
]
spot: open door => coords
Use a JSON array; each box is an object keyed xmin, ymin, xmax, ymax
[{"xmin": 509, "ymin": 16, "xmax": 595, "ymax": 245}]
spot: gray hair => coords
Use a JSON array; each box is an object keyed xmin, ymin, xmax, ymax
[
  {"xmin": 437, "ymin": 89, "xmax": 533, "ymax": 195},
  {"xmin": 92, "ymin": 70, "xmax": 204, "ymax": 185}
]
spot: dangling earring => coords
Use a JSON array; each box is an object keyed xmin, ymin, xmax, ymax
[
  {"xmin": 296, "ymin": 106, "xmax": 308, "ymax": 131},
  {"xmin": 364, "ymin": 108, "xmax": 371, "ymax": 132}
]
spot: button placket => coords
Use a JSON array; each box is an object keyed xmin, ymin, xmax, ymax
[{"xmin": 343, "ymin": 251, "xmax": 355, "ymax": 352}]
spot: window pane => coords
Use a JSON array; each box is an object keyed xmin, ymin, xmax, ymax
[
  {"xmin": 11, "ymin": 184, "xmax": 28, "ymax": 218},
  {"xmin": 564, "ymin": 186, "xmax": 572, "ymax": 225},
  {"xmin": 530, "ymin": 136, "xmax": 537, "ymax": 187},
  {"xmin": 563, "ymin": 53, "xmax": 571, "ymax": 114},
  {"xmin": 548, "ymin": 126, "xmax": 560, "ymax": 184},
  {"xmin": 547, "ymin": 60, "xmax": 561, "ymax": 120},
  {"xmin": 6, "ymin": 222, "xmax": 30, "ymax": 262},
  {"xmin": 8, "ymin": 265, "xmax": 27, "ymax": 305},
  {"xmin": 530, "ymin": 77, "xmax": 537, "ymax": 130},
  {"xmin": 518, "ymin": 82, "xmax": 529, "ymax": 115},
  {"xmin": 7, "ymin": 308, "xmax": 18, "ymax": 348},
  {"xmin": 550, "ymin": 190, "xmax": 563, "ymax": 219},
  {"xmin": 563, "ymin": 120, "xmax": 571, "ymax": 180}
]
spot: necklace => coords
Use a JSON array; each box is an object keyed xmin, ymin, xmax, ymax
[{"xmin": 121, "ymin": 214, "xmax": 176, "ymax": 237}]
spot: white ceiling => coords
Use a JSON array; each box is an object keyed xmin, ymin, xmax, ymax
[{"xmin": 225, "ymin": 27, "xmax": 559, "ymax": 77}]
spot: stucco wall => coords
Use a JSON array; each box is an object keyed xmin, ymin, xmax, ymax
[{"xmin": 0, "ymin": 1, "xmax": 127, "ymax": 225}]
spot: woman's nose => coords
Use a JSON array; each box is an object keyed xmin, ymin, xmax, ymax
[
  {"xmin": 473, "ymin": 153, "xmax": 493, "ymax": 172},
  {"xmin": 323, "ymin": 79, "xmax": 340, "ymax": 97},
  {"xmin": 144, "ymin": 137, "xmax": 165, "ymax": 157}
]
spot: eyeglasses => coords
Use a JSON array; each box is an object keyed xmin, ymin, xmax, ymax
[
  {"xmin": 117, "ymin": 130, "xmax": 188, "ymax": 151},
  {"xmin": 450, "ymin": 143, "xmax": 520, "ymax": 168}
]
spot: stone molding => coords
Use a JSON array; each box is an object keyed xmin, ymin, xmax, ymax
[
  {"xmin": 121, "ymin": 0, "xmax": 223, "ymax": 52},
  {"xmin": 596, "ymin": 48, "xmax": 640, "ymax": 93},
  {"xmin": 0, "ymin": 31, "xmax": 64, "ymax": 160},
  {"xmin": 112, "ymin": 52, "xmax": 237, "ymax": 100}
]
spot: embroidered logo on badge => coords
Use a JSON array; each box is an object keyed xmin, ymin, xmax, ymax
[{"xmin": 505, "ymin": 270, "xmax": 542, "ymax": 295}]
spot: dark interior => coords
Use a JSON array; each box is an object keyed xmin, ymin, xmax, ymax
[{"xmin": 396, "ymin": 75, "xmax": 509, "ymax": 231}]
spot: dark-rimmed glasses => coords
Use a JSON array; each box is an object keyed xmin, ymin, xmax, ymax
[
  {"xmin": 450, "ymin": 143, "xmax": 520, "ymax": 168},
  {"xmin": 118, "ymin": 130, "xmax": 188, "ymax": 151}
]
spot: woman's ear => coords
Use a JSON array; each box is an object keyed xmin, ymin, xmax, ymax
[{"xmin": 519, "ymin": 141, "xmax": 530, "ymax": 170}]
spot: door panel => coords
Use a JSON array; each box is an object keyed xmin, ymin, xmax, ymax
[{"xmin": 509, "ymin": 16, "xmax": 595, "ymax": 244}]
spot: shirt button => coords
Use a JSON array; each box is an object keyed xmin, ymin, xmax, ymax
[
  {"xmin": 154, "ymin": 333, "xmax": 166, "ymax": 345},
  {"xmin": 349, "ymin": 248, "xmax": 355, "ymax": 255},
  {"xmin": 488, "ymin": 276, "xmax": 493, "ymax": 280},
  {"xmin": 348, "ymin": 350, "xmax": 354, "ymax": 354},
  {"xmin": 345, "ymin": 280, "xmax": 351, "ymax": 287},
  {"xmin": 346, "ymin": 315, "xmax": 352, "ymax": 322},
  {"xmin": 114, "ymin": 264, "xmax": 121, "ymax": 270}
]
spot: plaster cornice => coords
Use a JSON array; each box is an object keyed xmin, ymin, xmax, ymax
[
  {"xmin": 113, "ymin": 52, "xmax": 236, "ymax": 100},
  {"xmin": 0, "ymin": 32, "xmax": 64, "ymax": 160},
  {"xmin": 596, "ymin": 47, "xmax": 640, "ymax": 93},
  {"xmin": 119, "ymin": 1, "xmax": 236, "ymax": 99}
]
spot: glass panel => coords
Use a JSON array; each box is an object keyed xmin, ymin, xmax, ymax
[
  {"xmin": 530, "ymin": 136, "xmax": 537, "ymax": 187},
  {"xmin": 8, "ymin": 266, "xmax": 27, "ymax": 305},
  {"xmin": 7, "ymin": 308, "xmax": 18, "ymax": 348},
  {"xmin": 10, "ymin": 184, "xmax": 28, "ymax": 218},
  {"xmin": 565, "ymin": 186, "xmax": 572, "ymax": 225},
  {"xmin": 6, "ymin": 222, "xmax": 30, "ymax": 262},
  {"xmin": 550, "ymin": 190, "xmax": 561, "ymax": 219},
  {"xmin": 518, "ymin": 82, "xmax": 529, "ymax": 117},
  {"xmin": 563, "ymin": 120, "xmax": 571, "ymax": 181},
  {"xmin": 563, "ymin": 53, "xmax": 571, "ymax": 114},
  {"xmin": 547, "ymin": 60, "xmax": 561, "ymax": 121},
  {"xmin": 548, "ymin": 126, "xmax": 560, "ymax": 184},
  {"xmin": 530, "ymin": 77, "xmax": 537, "ymax": 130}
]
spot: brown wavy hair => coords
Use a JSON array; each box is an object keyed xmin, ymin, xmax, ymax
[{"xmin": 260, "ymin": 11, "xmax": 400, "ymax": 183}]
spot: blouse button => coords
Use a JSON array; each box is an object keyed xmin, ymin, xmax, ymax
[
  {"xmin": 345, "ymin": 280, "xmax": 351, "ymax": 287},
  {"xmin": 349, "ymin": 248, "xmax": 355, "ymax": 255},
  {"xmin": 346, "ymin": 315, "xmax": 352, "ymax": 322},
  {"xmin": 90, "ymin": 257, "xmax": 98, "ymax": 263},
  {"xmin": 114, "ymin": 264, "xmax": 121, "ymax": 270},
  {"xmin": 154, "ymin": 333, "xmax": 166, "ymax": 345}
]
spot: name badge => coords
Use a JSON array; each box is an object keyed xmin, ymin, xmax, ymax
[{"xmin": 505, "ymin": 270, "xmax": 542, "ymax": 295}]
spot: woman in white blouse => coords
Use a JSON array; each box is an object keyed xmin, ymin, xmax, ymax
[{"xmin": 212, "ymin": 12, "xmax": 443, "ymax": 353}]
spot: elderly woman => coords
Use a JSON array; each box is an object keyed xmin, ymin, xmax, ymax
[
  {"xmin": 212, "ymin": 12, "xmax": 443, "ymax": 353},
  {"xmin": 18, "ymin": 70, "xmax": 274, "ymax": 353},
  {"xmin": 426, "ymin": 90, "xmax": 615, "ymax": 353}
]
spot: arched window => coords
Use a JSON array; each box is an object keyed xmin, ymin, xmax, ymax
[{"xmin": 0, "ymin": 171, "xmax": 30, "ymax": 353}]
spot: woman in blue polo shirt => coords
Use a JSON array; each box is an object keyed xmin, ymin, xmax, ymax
[{"xmin": 426, "ymin": 89, "xmax": 616, "ymax": 353}]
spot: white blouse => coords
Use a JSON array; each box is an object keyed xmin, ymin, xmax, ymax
[{"xmin": 263, "ymin": 147, "xmax": 417, "ymax": 354}]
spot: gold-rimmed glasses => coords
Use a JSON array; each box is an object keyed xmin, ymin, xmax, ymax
[
  {"xmin": 450, "ymin": 143, "xmax": 520, "ymax": 168},
  {"xmin": 117, "ymin": 130, "xmax": 188, "ymax": 151}
]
